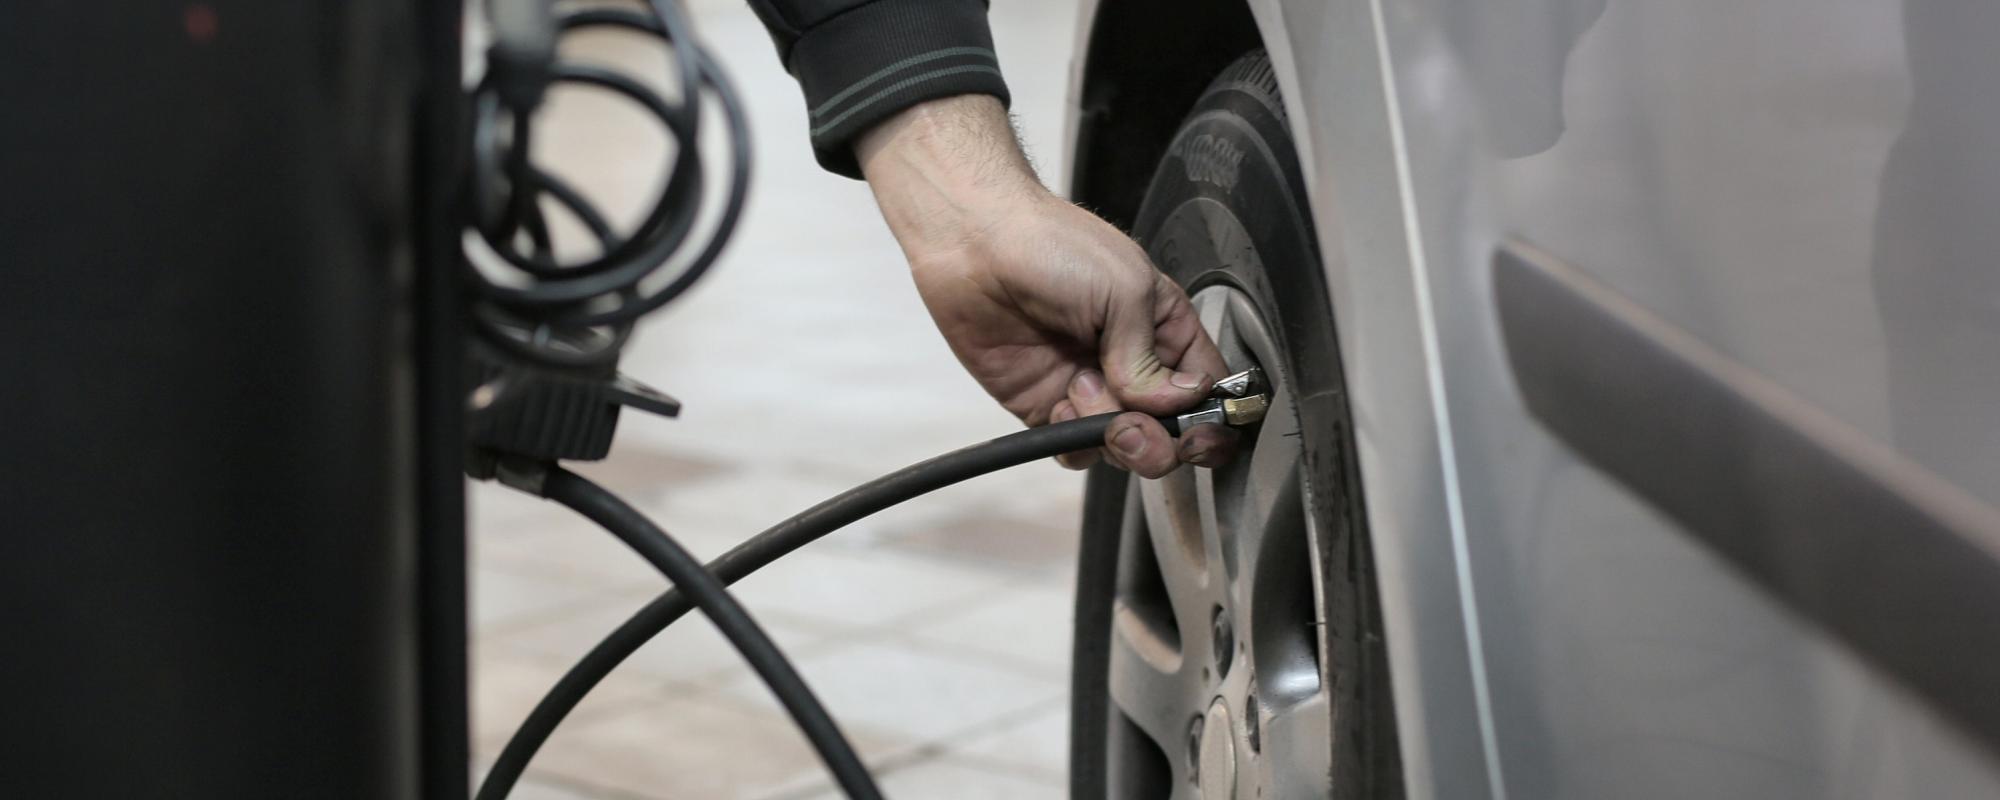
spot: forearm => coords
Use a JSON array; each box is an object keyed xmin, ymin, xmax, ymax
[{"xmin": 856, "ymin": 94, "xmax": 1050, "ymax": 263}]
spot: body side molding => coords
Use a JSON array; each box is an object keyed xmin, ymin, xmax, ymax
[{"xmin": 1495, "ymin": 239, "xmax": 2000, "ymax": 756}]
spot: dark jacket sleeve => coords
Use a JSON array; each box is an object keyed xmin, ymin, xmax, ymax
[{"xmin": 746, "ymin": 0, "xmax": 1011, "ymax": 178}]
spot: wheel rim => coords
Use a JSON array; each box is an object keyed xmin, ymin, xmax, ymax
[{"xmin": 1106, "ymin": 284, "xmax": 1333, "ymax": 799}]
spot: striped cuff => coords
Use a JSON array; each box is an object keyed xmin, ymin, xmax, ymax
[{"xmin": 786, "ymin": 0, "xmax": 1010, "ymax": 178}]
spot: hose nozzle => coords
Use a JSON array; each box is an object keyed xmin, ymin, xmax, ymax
[{"xmin": 1167, "ymin": 368, "xmax": 1271, "ymax": 433}]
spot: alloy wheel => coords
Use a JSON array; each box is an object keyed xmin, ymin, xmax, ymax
[{"xmin": 1105, "ymin": 284, "xmax": 1333, "ymax": 799}]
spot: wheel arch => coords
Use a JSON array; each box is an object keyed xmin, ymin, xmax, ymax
[{"xmin": 1063, "ymin": 0, "xmax": 1267, "ymax": 229}]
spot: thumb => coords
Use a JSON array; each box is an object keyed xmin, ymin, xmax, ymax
[{"xmin": 1099, "ymin": 275, "xmax": 1214, "ymax": 414}]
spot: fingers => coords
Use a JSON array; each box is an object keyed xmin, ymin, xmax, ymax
[
  {"xmin": 1067, "ymin": 368, "xmax": 1120, "ymax": 417},
  {"xmin": 1099, "ymin": 267, "xmax": 1226, "ymax": 415},
  {"xmin": 1098, "ymin": 273, "xmax": 1210, "ymax": 414},
  {"xmin": 1103, "ymin": 412, "xmax": 1180, "ymax": 478},
  {"xmin": 1176, "ymin": 422, "xmax": 1241, "ymax": 468},
  {"xmin": 1062, "ymin": 370, "xmax": 1171, "ymax": 477},
  {"xmin": 1151, "ymin": 272, "xmax": 1230, "ymax": 390},
  {"xmin": 1065, "ymin": 368, "xmax": 1124, "ymax": 468},
  {"xmin": 1050, "ymin": 399, "xmax": 1100, "ymax": 470}
]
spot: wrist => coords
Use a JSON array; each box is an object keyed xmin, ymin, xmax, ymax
[{"xmin": 857, "ymin": 94, "xmax": 1051, "ymax": 265}]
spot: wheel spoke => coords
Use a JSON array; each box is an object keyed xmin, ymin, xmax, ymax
[
  {"xmin": 1221, "ymin": 387, "xmax": 1309, "ymax": 672},
  {"xmin": 1108, "ymin": 608, "xmax": 1199, "ymax": 751},
  {"xmin": 1193, "ymin": 459, "xmax": 1231, "ymax": 598},
  {"xmin": 1222, "ymin": 292, "xmax": 1281, "ymax": 385},
  {"xmin": 1238, "ymin": 387, "xmax": 1303, "ymax": 552},
  {"xmin": 1195, "ymin": 288, "xmax": 1230, "ymax": 341},
  {"xmin": 1212, "ymin": 289, "xmax": 1301, "ymax": 611},
  {"xmin": 1138, "ymin": 471, "xmax": 1216, "ymax": 630},
  {"xmin": 1260, "ymin": 687, "xmax": 1333, "ymax": 794},
  {"xmin": 1204, "ymin": 293, "xmax": 1242, "ymax": 371}
]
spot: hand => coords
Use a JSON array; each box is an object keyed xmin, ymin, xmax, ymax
[{"xmin": 856, "ymin": 95, "xmax": 1236, "ymax": 477}]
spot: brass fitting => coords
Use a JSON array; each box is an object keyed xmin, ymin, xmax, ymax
[{"xmin": 1221, "ymin": 394, "xmax": 1269, "ymax": 426}]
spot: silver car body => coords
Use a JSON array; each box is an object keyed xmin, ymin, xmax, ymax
[{"xmin": 1067, "ymin": 1, "xmax": 2000, "ymax": 797}]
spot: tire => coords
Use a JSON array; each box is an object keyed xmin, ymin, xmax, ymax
[{"xmin": 1069, "ymin": 51, "xmax": 1402, "ymax": 799}]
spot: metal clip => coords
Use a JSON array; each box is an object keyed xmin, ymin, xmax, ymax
[{"xmin": 1213, "ymin": 367, "xmax": 1266, "ymax": 398}]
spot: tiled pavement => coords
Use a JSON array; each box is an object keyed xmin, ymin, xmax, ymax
[{"xmin": 468, "ymin": 1, "xmax": 1085, "ymax": 796}]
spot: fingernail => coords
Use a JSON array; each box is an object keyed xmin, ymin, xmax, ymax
[
  {"xmin": 1111, "ymin": 424, "xmax": 1146, "ymax": 458},
  {"xmin": 1170, "ymin": 371, "xmax": 1206, "ymax": 391},
  {"xmin": 1051, "ymin": 404, "xmax": 1077, "ymax": 423},
  {"xmin": 1073, "ymin": 370, "xmax": 1106, "ymax": 399}
]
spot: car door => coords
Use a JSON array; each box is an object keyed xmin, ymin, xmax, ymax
[{"xmin": 1263, "ymin": 0, "xmax": 2000, "ymax": 796}]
